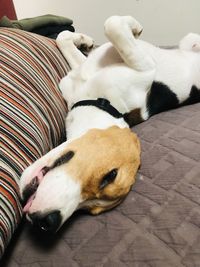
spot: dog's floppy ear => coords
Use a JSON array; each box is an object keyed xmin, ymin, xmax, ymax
[
  {"xmin": 120, "ymin": 125, "xmax": 141, "ymax": 161},
  {"xmin": 89, "ymin": 198, "xmax": 123, "ymax": 215},
  {"xmin": 104, "ymin": 126, "xmax": 141, "ymax": 172},
  {"xmin": 129, "ymin": 127, "xmax": 141, "ymax": 153},
  {"xmin": 105, "ymin": 126, "xmax": 141, "ymax": 188},
  {"xmin": 89, "ymin": 127, "xmax": 141, "ymax": 215}
]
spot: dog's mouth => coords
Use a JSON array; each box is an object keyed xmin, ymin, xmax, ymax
[{"xmin": 22, "ymin": 167, "xmax": 50, "ymax": 212}]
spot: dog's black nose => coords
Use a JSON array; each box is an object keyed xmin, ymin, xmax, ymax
[{"xmin": 29, "ymin": 211, "xmax": 61, "ymax": 232}]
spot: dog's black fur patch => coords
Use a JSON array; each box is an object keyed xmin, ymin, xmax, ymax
[
  {"xmin": 181, "ymin": 85, "xmax": 200, "ymax": 106},
  {"xmin": 147, "ymin": 81, "xmax": 179, "ymax": 117}
]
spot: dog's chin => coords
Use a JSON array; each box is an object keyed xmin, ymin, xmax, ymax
[{"xmin": 23, "ymin": 195, "xmax": 123, "ymax": 232}]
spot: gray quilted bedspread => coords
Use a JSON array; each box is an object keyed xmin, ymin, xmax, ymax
[{"xmin": 2, "ymin": 103, "xmax": 200, "ymax": 267}]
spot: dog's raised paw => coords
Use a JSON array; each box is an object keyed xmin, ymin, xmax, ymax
[
  {"xmin": 121, "ymin": 16, "xmax": 143, "ymax": 38},
  {"xmin": 104, "ymin": 15, "xmax": 143, "ymax": 39},
  {"xmin": 179, "ymin": 32, "xmax": 200, "ymax": 52},
  {"xmin": 75, "ymin": 34, "xmax": 94, "ymax": 51},
  {"xmin": 56, "ymin": 31, "xmax": 94, "ymax": 51}
]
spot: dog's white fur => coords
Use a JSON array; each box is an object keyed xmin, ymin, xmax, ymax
[
  {"xmin": 20, "ymin": 16, "xmax": 200, "ymax": 229},
  {"xmin": 58, "ymin": 16, "xmax": 200, "ymax": 141},
  {"xmin": 20, "ymin": 139, "xmax": 83, "ymax": 223}
]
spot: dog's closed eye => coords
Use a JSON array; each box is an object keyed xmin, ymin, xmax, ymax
[
  {"xmin": 52, "ymin": 151, "xmax": 75, "ymax": 168},
  {"xmin": 100, "ymin": 169, "xmax": 118, "ymax": 190}
]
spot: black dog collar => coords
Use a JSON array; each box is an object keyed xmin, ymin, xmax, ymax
[{"xmin": 71, "ymin": 98, "xmax": 123, "ymax": 119}]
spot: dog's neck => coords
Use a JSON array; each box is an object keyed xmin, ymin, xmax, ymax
[
  {"xmin": 71, "ymin": 98, "xmax": 124, "ymax": 119},
  {"xmin": 66, "ymin": 106, "xmax": 128, "ymax": 140}
]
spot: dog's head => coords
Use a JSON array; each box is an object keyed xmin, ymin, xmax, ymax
[{"xmin": 20, "ymin": 126, "xmax": 140, "ymax": 232}]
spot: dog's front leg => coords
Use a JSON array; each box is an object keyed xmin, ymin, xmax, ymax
[
  {"xmin": 56, "ymin": 31, "xmax": 94, "ymax": 69},
  {"xmin": 103, "ymin": 16, "xmax": 157, "ymax": 126},
  {"xmin": 104, "ymin": 16, "xmax": 155, "ymax": 72}
]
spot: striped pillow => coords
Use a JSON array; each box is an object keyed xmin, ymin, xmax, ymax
[{"xmin": 1, "ymin": 28, "xmax": 70, "ymax": 257}]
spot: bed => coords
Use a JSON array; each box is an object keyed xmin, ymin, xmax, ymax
[{"xmin": 1, "ymin": 27, "xmax": 200, "ymax": 267}]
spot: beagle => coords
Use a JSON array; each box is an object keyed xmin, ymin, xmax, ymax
[
  {"xmin": 20, "ymin": 16, "xmax": 200, "ymax": 232},
  {"xmin": 20, "ymin": 127, "xmax": 140, "ymax": 232}
]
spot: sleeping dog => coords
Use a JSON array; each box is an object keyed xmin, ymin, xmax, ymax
[{"xmin": 20, "ymin": 16, "xmax": 200, "ymax": 232}]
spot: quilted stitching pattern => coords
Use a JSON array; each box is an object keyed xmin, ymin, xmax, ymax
[{"xmin": 2, "ymin": 103, "xmax": 200, "ymax": 267}]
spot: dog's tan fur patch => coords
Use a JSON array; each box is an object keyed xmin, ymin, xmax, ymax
[{"xmin": 62, "ymin": 126, "xmax": 141, "ymax": 214}]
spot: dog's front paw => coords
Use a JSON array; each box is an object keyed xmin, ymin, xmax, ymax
[
  {"xmin": 122, "ymin": 16, "xmax": 143, "ymax": 38},
  {"xmin": 104, "ymin": 16, "xmax": 143, "ymax": 39},
  {"xmin": 57, "ymin": 31, "xmax": 94, "ymax": 51},
  {"xmin": 75, "ymin": 33, "xmax": 95, "ymax": 52}
]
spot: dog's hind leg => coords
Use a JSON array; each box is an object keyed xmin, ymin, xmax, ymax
[
  {"xmin": 104, "ymin": 16, "xmax": 155, "ymax": 72},
  {"xmin": 179, "ymin": 33, "xmax": 200, "ymax": 52},
  {"xmin": 56, "ymin": 31, "xmax": 94, "ymax": 69},
  {"xmin": 103, "ymin": 16, "xmax": 156, "ymax": 126}
]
